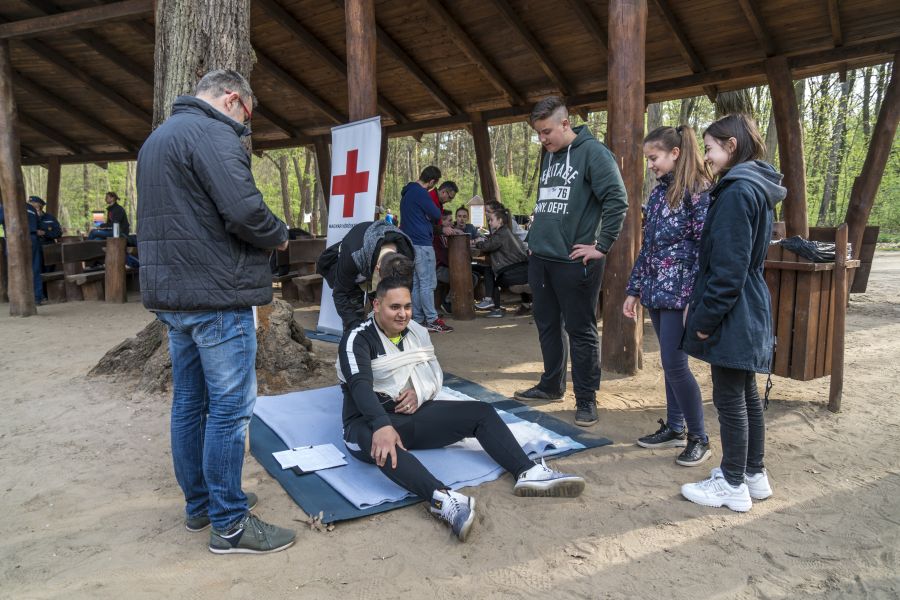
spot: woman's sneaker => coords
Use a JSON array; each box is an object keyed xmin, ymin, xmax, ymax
[
  {"xmin": 208, "ymin": 513, "xmax": 296, "ymax": 554},
  {"xmin": 637, "ymin": 419, "xmax": 687, "ymax": 448},
  {"xmin": 475, "ymin": 298, "xmax": 495, "ymax": 310},
  {"xmin": 676, "ymin": 436, "xmax": 712, "ymax": 467},
  {"xmin": 514, "ymin": 458, "xmax": 585, "ymax": 497},
  {"xmin": 430, "ymin": 489, "xmax": 475, "ymax": 542},
  {"xmin": 709, "ymin": 467, "xmax": 773, "ymax": 500},
  {"xmin": 681, "ymin": 470, "xmax": 752, "ymax": 512}
]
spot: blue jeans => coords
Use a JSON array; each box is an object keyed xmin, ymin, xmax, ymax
[
  {"xmin": 88, "ymin": 229, "xmax": 113, "ymax": 240},
  {"xmin": 156, "ymin": 309, "xmax": 257, "ymax": 531},
  {"xmin": 412, "ymin": 244, "xmax": 438, "ymax": 323}
]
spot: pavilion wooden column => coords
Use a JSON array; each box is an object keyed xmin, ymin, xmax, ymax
[
  {"xmin": 104, "ymin": 237, "xmax": 127, "ymax": 303},
  {"xmin": 470, "ymin": 112, "xmax": 501, "ymax": 203},
  {"xmin": 765, "ymin": 56, "xmax": 809, "ymax": 238},
  {"xmin": 45, "ymin": 157, "xmax": 61, "ymax": 217},
  {"xmin": 313, "ymin": 137, "xmax": 332, "ymax": 212},
  {"xmin": 845, "ymin": 50, "xmax": 900, "ymax": 259},
  {"xmin": 0, "ymin": 40, "xmax": 37, "ymax": 316},
  {"xmin": 601, "ymin": 0, "xmax": 646, "ymax": 375},
  {"xmin": 345, "ymin": 0, "xmax": 377, "ymax": 121},
  {"xmin": 448, "ymin": 235, "xmax": 475, "ymax": 320}
]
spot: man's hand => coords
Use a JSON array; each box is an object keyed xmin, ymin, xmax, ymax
[
  {"xmin": 371, "ymin": 425, "xmax": 406, "ymax": 469},
  {"xmin": 276, "ymin": 239, "xmax": 289, "ymax": 252},
  {"xmin": 622, "ymin": 295, "xmax": 639, "ymax": 320},
  {"xmin": 569, "ymin": 244, "xmax": 605, "ymax": 265},
  {"xmin": 396, "ymin": 388, "xmax": 419, "ymax": 415},
  {"xmin": 36, "ymin": 229, "xmax": 45, "ymax": 237},
  {"xmin": 441, "ymin": 225, "xmax": 456, "ymax": 237}
]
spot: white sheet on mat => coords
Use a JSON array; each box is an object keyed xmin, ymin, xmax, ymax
[{"xmin": 253, "ymin": 385, "xmax": 585, "ymax": 509}]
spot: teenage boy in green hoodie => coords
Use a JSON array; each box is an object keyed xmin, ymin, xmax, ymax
[{"xmin": 515, "ymin": 97, "xmax": 628, "ymax": 427}]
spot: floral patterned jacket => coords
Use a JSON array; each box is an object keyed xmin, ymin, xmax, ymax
[{"xmin": 626, "ymin": 173, "xmax": 710, "ymax": 309}]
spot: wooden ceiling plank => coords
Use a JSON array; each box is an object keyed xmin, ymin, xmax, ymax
[
  {"xmin": 18, "ymin": 113, "xmax": 87, "ymax": 154},
  {"xmin": 484, "ymin": 0, "xmax": 570, "ymax": 95},
  {"xmin": 255, "ymin": 51, "xmax": 347, "ymax": 124},
  {"xmin": 564, "ymin": 0, "xmax": 607, "ymax": 54},
  {"xmin": 419, "ymin": 0, "xmax": 523, "ymax": 105},
  {"xmin": 649, "ymin": 0, "xmax": 704, "ymax": 73},
  {"xmin": 827, "ymin": 0, "xmax": 843, "ymax": 48},
  {"xmin": 0, "ymin": 0, "xmax": 153, "ymax": 40},
  {"xmin": 737, "ymin": 0, "xmax": 777, "ymax": 57}
]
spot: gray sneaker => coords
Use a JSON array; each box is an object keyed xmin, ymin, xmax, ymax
[
  {"xmin": 514, "ymin": 458, "xmax": 585, "ymax": 497},
  {"xmin": 185, "ymin": 492, "xmax": 258, "ymax": 532},
  {"xmin": 209, "ymin": 513, "xmax": 296, "ymax": 554}
]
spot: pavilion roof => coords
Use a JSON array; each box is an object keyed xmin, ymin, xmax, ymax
[{"xmin": 3, "ymin": 0, "xmax": 899, "ymax": 165}]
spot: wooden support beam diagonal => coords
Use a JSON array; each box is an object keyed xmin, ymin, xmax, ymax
[
  {"xmin": 649, "ymin": 0, "xmax": 704, "ymax": 72},
  {"xmin": 419, "ymin": 0, "xmax": 523, "ymax": 105},
  {"xmin": 0, "ymin": 0, "xmax": 152, "ymax": 40},
  {"xmin": 564, "ymin": 0, "xmax": 608, "ymax": 54},
  {"xmin": 737, "ymin": 0, "xmax": 776, "ymax": 57},
  {"xmin": 253, "ymin": 104, "xmax": 306, "ymax": 138},
  {"xmin": 13, "ymin": 72, "xmax": 138, "ymax": 151},
  {"xmin": 827, "ymin": 0, "xmax": 843, "ymax": 48},
  {"xmin": 484, "ymin": 0, "xmax": 570, "ymax": 95},
  {"xmin": 256, "ymin": 0, "xmax": 407, "ymax": 123},
  {"xmin": 18, "ymin": 113, "xmax": 87, "ymax": 154},
  {"xmin": 255, "ymin": 51, "xmax": 347, "ymax": 124}
]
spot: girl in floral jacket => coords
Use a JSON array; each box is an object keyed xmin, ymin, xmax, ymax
[{"xmin": 623, "ymin": 125, "xmax": 712, "ymax": 467}]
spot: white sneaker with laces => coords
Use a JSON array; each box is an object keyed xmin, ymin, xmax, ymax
[
  {"xmin": 710, "ymin": 466, "xmax": 773, "ymax": 500},
  {"xmin": 513, "ymin": 458, "xmax": 585, "ymax": 497},
  {"xmin": 681, "ymin": 470, "xmax": 752, "ymax": 512},
  {"xmin": 429, "ymin": 489, "xmax": 476, "ymax": 542}
]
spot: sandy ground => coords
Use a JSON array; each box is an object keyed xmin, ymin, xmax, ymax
[{"xmin": 2, "ymin": 253, "xmax": 899, "ymax": 600}]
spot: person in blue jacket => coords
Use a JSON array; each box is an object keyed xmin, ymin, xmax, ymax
[
  {"xmin": 28, "ymin": 196, "xmax": 63, "ymax": 245},
  {"xmin": 680, "ymin": 113, "xmax": 786, "ymax": 513}
]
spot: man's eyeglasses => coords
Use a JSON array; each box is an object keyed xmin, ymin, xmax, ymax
[{"xmin": 226, "ymin": 90, "xmax": 252, "ymax": 124}]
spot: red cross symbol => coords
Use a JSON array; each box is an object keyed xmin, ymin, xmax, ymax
[{"xmin": 331, "ymin": 149, "xmax": 370, "ymax": 218}]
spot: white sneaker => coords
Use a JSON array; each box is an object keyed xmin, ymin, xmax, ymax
[
  {"xmin": 681, "ymin": 470, "xmax": 752, "ymax": 512},
  {"xmin": 711, "ymin": 466, "xmax": 773, "ymax": 500},
  {"xmin": 429, "ymin": 489, "xmax": 476, "ymax": 542},
  {"xmin": 475, "ymin": 298, "xmax": 495, "ymax": 310},
  {"xmin": 513, "ymin": 458, "xmax": 585, "ymax": 497}
]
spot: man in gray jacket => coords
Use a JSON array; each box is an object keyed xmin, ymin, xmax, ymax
[{"xmin": 137, "ymin": 69, "xmax": 295, "ymax": 555}]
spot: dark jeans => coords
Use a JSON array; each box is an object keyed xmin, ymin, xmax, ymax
[
  {"xmin": 649, "ymin": 308, "xmax": 706, "ymax": 441},
  {"xmin": 484, "ymin": 262, "xmax": 531, "ymax": 306},
  {"xmin": 528, "ymin": 255, "xmax": 604, "ymax": 402},
  {"xmin": 343, "ymin": 400, "xmax": 534, "ymax": 500},
  {"xmin": 88, "ymin": 228, "xmax": 113, "ymax": 240},
  {"xmin": 710, "ymin": 365, "xmax": 766, "ymax": 487}
]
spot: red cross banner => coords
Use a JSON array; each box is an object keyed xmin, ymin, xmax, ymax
[{"xmin": 318, "ymin": 116, "xmax": 382, "ymax": 334}]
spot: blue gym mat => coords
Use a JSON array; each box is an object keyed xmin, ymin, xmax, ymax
[
  {"xmin": 304, "ymin": 329, "xmax": 342, "ymax": 344},
  {"xmin": 250, "ymin": 374, "xmax": 612, "ymax": 523}
]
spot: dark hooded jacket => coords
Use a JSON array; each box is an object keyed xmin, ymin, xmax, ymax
[
  {"xmin": 682, "ymin": 160, "xmax": 786, "ymax": 372},
  {"xmin": 136, "ymin": 95, "xmax": 288, "ymax": 311},
  {"xmin": 318, "ymin": 220, "xmax": 415, "ymax": 330}
]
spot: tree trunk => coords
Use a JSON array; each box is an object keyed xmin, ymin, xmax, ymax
[
  {"xmin": 504, "ymin": 125, "xmax": 513, "ymax": 177},
  {"xmin": 678, "ymin": 96, "xmax": 696, "ymax": 126},
  {"xmin": 311, "ymin": 153, "xmax": 320, "ymax": 235},
  {"xmin": 520, "ymin": 122, "xmax": 531, "ymax": 187},
  {"xmin": 125, "ymin": 161, "xmax": 137, "ymax": 229},
  {"xmin": 819, "ymin": 71, "xmax": 855, "ymax": 226},
  {"xmin": 153, "ymin": 0, "xmax": 255, "ymax": 128},
  {"xmin": 862, "ymin": 66, "xmax": 872, "ymax": 140},
  {"xmin": 82, "ymin": 163, "xmax": 90, "ymax": 235},
  {"xmin": 764, "ymin": 104, "xmax": 778, "ymax": 163},
  {"xmin": 294, "ymin": 149, "xmax": 311, "ymax": 229},
  {"xmin": 277, "ymin": 154, "xmax": 294, "ymax": 227},
  {"xmin": 643, "ymin": 102, "xmax": 663, "ymax": 200},
  {"xmin": 715, "ymin": 88, "xmax": 754, "ymax": 117}
]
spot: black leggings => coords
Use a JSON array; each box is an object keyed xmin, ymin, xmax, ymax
[
  {"xmin": 484, "ymin": 262, "xmax": 531, "ymax": 306},
  {"xmin": 343, "ymin": 400, "xmax": 535, "ymax": 500}
]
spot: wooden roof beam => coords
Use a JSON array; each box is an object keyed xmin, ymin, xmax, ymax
[
  {"xmin": 253, "ymin": 104, "xmax": 308, "ymax": 139},
  {"xmin": 419, "ymin": 0, "xmax": 523, "ymax": 105},
  {"xmin": 255, "ymin": 51, "xmax": 348, "ymax": 124},
  {"xmin": 21, "ymin": 151, "xmax": 136, "ymax": 166},
  {"xmin": 0, "ymin": 0, "xmax": 152, "ymax": 40},
  {"xmin": 564, "ymin": 0, "xmax": 608, "ymax": 54},
  {"xmin": 13, "ymin": 71, "xmax": 138, "ymax": 151},
  {"xmin": 485, "ymin": 0, "xmax": 571, "ymax": 96},
  {"xmin": 827, "ymin": 0, "xmax": 843, "ymax": 48},
  {"xmin": 256, "ymin": 0, "xmax": 408, "ymax": 123},
  {"xmin": 18, "ymin": 113, "xmax": 89, "ymax": 154},
  {"xmin": 737, "ymin": 0, "xmax": 777, "ymax": 57},
  {"xmin": 649, "ymin": 0, "xmax": 718, "ymax": 101}
]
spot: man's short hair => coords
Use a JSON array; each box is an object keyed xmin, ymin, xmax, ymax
[
  {"xmin": 376, "ymin": 274, "xmax": 412, "ymax": 299},
  {"xmin": 378, "ymin": 252, "xmax": 413, "ymax": 285},
  {"xmin": 455, "ymin": 206, "xmax": 469, "ymax": 216},
  {"xmin": 441, "ymin": 209, "xmax": 452, "ymax": 217},
  {"xmin": 438, "ymin": 181, "xmax": 459, "ymax": 194},
  {"xmin": 530, "ymin": 96, "xmax": 568, "ymax": 125},
  {"xmin": 419, "ymin": 166, "xmax": 441, "ymax": 183},
  {"xmin": 194, "ymin": 69, "xmax": 257, "ymax": 108}
]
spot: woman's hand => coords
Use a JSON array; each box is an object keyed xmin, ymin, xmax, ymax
[
  {"xmin": 395, "ymin": 388, "xmax": 419, "ymax": 414},
  {"xmin": 371, "ymin": 425, "xmax": 406, "ymax": 468},
  {"xmin": 622, "ymin": 295, "xmax": 639, "ymax": 320}
]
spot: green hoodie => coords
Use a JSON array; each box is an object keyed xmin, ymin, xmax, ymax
[{"xmin": 527, "ymin": 125, "xmax": 628, "ymax": 262}]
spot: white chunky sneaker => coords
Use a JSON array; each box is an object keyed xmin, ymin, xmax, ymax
[
  {"xmin": 429, "ymin": 489, "xmax": 476, "ymax": 542},
  {"xmin": 711, "ymin": 466, "xmax": 773, "ymax": 500},
  {"xmin": 681, "ymin": 470, "xmax": 752, "ymax": 512},
  {"xmin": 513, "ymin": 458, "xmax": 585, "ymax": 498}
]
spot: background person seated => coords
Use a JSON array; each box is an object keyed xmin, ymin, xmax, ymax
[
  {"xmin": 88, "ymin": 192, "xmax": 130, "ymax": 240},
  {"xmin": 337, "ymin": 276, "xmax": 585, "ymax": 542},
  {"xmin": 474, "ymin": 205, "xmax": 531, "ymax": 318},
  {"xmin": 453, "ymin": 206, "xmax": 479, "ymax": 238}
]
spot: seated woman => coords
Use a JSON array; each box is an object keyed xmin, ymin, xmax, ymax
[
  {"xmin": 474, "ymin": 205, "xmax": 531, "ymax": 318},
  {"xmin": 338, "ymin": 276, "xmax": 585, "ymax": 542}
]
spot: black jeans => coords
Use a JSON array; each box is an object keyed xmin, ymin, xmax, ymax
[
  {"xmin": 710, "ymin": 365, "xmax": 766, "ymax": 487},
  {"xmin": 484, "ymin": 262, "xmax": 531, "ymax": 306},
  {"xmin": 343, "ymin": 400, "xmax": 534, "ymax": 501},
  {"xmin": 528, "ymin": 255, "xmax": 605, "ymax": 401}
]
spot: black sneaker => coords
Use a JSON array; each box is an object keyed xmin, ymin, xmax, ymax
[
  {"xmin": 185, "ymin": 492, "xmax": 258, "ymax": 532},
  {"xmin": 676, "ymin": 436, "xmax": 712, "ymax": 467},
  {"xmin": 485, "ymin": 307, "xmax": 505, "ymax": 318},
  {"xmin": 636, "ymin": 419, "xmax": 687, "ymax": 449},
  {"xmin": 574, "ymin": 399, "xmax": 599, "ymax": 427},
  {"xmin": 208, "ymin": 513, "xmax": 296, "ymax": 554},
  {"xmin": 514, "ymin": 385, "xmax": 563, "ymax": 403}
]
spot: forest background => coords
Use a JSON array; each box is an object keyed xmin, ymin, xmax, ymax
[{"xmin": 21, "ymin": 62, "xmax": 899, "ymax": 242}]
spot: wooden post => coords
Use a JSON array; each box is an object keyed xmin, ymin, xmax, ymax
[
  {"xmin": 601, "ymin": 0, "xmax": 646, "ymax": 375},
  {"xmin": 45, "ymin": 156, "xmax": 61, "ymax": 217},
  {"xmin": 448, "ymin": 234, "xmax": 475, "ymax": 320},
  {"xmin": 313, "ymin": 137, "xmax": 332, "ymax": 211},
  {"xmin": 470, "ymin": 112, "xmax": 501, "ymax": 203},
  {"xmin": 0, "ymin": 239, "xmax": 7, "ymax": 303},
  {"xmin": 104, "ymin": 237, "xmax": 127, "ymax": 303},
  {"xmin": 345, "ymin": 0, "xmax": 377, "ymax": 122},
  {"xmin": 845, "ymin": 50, "xmax": 900, "ymax": 259},
  {"xmin": 828, "ymin": 223, "xmax": 848, "ymax": 412},
  {"xmin": 765, "ymin": 56, "xmax": 809, "ymax": 238},
  {"xmin": 0, "ymin": 40, "xmax": 37, "ymax": 316}
]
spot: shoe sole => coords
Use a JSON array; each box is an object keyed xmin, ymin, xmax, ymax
[
  {"xmin": 637, "ymin": 438, "xmax": 688, "ymax": 449},
  {"xmin": 208, "ymin": 539, "xmax": 295, "ymax": 554},
  {"xmin": 484, "ymin": 313, "xmax": 505, "ymax": 318},
  {"xmin": 186, "ymin": 496, "xmax": 259, "ymax": 532},
  {"xmin": 514, "ymin": 478, "xmax": 585, "ymax": 498},
  {"xmin": 680, "ymin": 488, "xmax": 752, "ymax": 512},
  {"xmin": 513, "ymin": 392, "xmax": 564, "ymax": 403},
  {"xmin": 457, "ymin": 498, "xmax": 476, "ymax": 542},
  {"xmin": 749, "ymin": 488, "xmax": 773, "ymax": 500},
  {"xmin": 574, "ymin": 417, "xmax": 598, "ymax": 427},
  {"xmin": 675, "ymin": 448, "xmax": 713, "ymax": 467}
]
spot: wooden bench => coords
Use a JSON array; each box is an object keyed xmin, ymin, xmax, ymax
[
  {"xmin": 292, "ymin": 273, "xmax": 323, "ymax": 303},
  {"xmin": 274, "ymin": 238, "xmax": 326, "ymax": 301}
]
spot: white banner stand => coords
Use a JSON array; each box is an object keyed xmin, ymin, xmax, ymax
[{"xmin": 317, "ymin": 116, "xmax": 382, "ymax": 335}]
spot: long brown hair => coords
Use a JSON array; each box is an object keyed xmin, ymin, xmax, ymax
[
  {"xmin": 643, "ymin": 125, "xmax": 711, "ymax": 209},
  {"xmin": 703, "ymin": 113, "xmax": 766, "ymax": 172}
]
